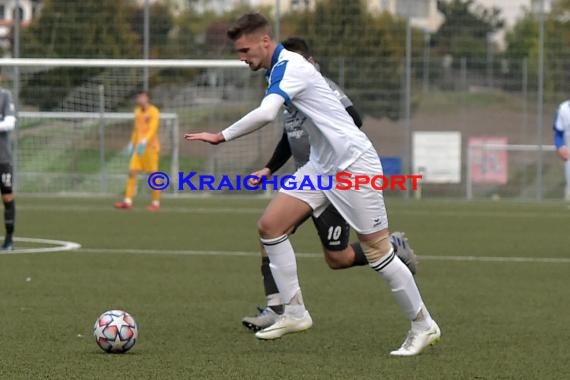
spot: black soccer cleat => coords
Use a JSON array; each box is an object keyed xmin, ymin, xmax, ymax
[{"xmin": 1, "ymin": 236, "xmax": 14, "ymax": 251}]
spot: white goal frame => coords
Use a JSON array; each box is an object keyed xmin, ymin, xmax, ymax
[
  {"xmin": 0, "ymin": 58, "xmax": 250, "ymax": 195},
  {"xmin": 0, "ymin": 58, "xmax": 246, "ymax": 68},
  {"xmin": 16, "ymin": 111, "xmax": 180, "ymax": 194},
  {"xmin": 466, "ymin": 143, "xmax": 557, "ymax": 200}
]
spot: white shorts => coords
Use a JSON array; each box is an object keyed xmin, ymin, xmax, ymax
[{"xmin": 279, "ymin": 147, "xmax": 389, "ymax": 234}]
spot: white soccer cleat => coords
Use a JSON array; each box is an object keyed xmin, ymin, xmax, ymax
[
  {"xmin": 254, "ymin": 310, "xmax": 313, "ymax": 340},
  {"xmin": 390, "ymin": 321, "xmax": 441, "ymax": 357}
]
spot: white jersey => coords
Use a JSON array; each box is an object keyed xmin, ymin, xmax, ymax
[
  {"xmin": 266, "ymin": 44, "xmax": 372, "ymax": 174},
  {"xmin": 553, "ymin": 100, "xmax": 570, "ymax": 148}
]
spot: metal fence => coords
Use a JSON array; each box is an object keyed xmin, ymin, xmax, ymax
[{"xmin": 1, "ymin": 0, "xmax": 567, "ymax": 200}]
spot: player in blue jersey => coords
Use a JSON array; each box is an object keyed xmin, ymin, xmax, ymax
[
  {"xmin": 241, "ymin": 37, "xmax": 417, "ymax": 332},
  {"xmin": 553, "ymin": 100, "xmax": 570, "ymax": 201},
  {"xmin": 185, "ymin": 13, "xmax": 440, "ymax": 356}
]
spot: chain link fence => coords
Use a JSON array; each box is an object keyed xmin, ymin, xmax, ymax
[{"xmin": 1, "ymin": 0, "xmax": 566, "ymax": 199}]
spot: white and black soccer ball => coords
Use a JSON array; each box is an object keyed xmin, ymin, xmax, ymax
[{"xmin": 93, "ymin": 309, "xmax": 138, "ymax": 353}]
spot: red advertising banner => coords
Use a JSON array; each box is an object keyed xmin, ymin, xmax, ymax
[{"xmin": 469, "ymin": 137, "xmax": 508, "ymax": 184}]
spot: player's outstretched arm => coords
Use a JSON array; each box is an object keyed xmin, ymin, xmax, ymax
[
  {"xmin": 185, "ymin": 94, "xmax": 285, "ymax": 146},
  {"xmin": 184, "ymin": 132, "xmax": 225, "ymax": 145}
]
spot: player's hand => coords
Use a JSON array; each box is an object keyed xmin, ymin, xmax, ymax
[
  {"xmin": 184, "ymin": 132, "xmax": 225, "ymax": 145},
  {"xmin": 136, "ymin": 140, "xmax": 147, "ymax": 155},
  {"xmin": 126, "ymin": 143, "xmax": 134, "ymax": 156},
  {"xmin": 557, "ymin": 146, "xmax": 569, "ymax": 161},
  {"xmin": 248, "ymin": 167, "xmax": 272, "ymax": 186}
]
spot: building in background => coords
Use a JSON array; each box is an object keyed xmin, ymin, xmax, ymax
[
  {"xmin": 136, "ymin": 0, "xmax": 190, "ymax": 14},
  {"xmin": 369, "ymin": 0, "xmax": 443, "ymax": 32},
  {"xmin": 0, "ymin": 0, "xmax": 42, "ymax": 54},
  {"xmin": 191, "ymin": 0, "xmax": 248, "ymax": 14}
]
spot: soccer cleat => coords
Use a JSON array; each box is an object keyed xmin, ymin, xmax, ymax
[
  {"xmin": 147, "ymin": 204, "xmax": 160, "ymax": 212},
  {"xmin": 1, "ymin": 237, "xmax": 13, "ymax": 251},
  {"xmin": 390, "ymin": 321, "xmax": 441, "ymax": 357},
  {"xmin": 390, "ymin": 231, "xmax": 417, "ymax": 275},
  {"xmin": 255, "ymin": 309, "xmax": 313, "ymax": 340},
  {"xmin": 241, "ymin": 307, "xmax": 279, "ymax": 332},
  {"xmin": 114, "ymin": 201, "xmax": 133, "ymax": 210}
]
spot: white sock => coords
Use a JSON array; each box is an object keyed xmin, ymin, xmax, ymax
[
  {"xmin": 124, "ymin": 198, "xmax": 132, "ymax": 205},
  {"xmin": 411, "ymin": 303, "xmax": 433, "ymax": 331},
  {"xmin": 260, "ymin": 235, "xmax": 305, "ymax": 315},
  {"xmin": 283, "ymin": 291, "xmax": 306, "ymax": 317},
  {"xmin": 266, "ymin": 293, "xmax": 282, "ymax": 307},
  {"xmin": 151, "ymin": 200, "xmax": 160, "ymax": 207},
  {"xmin": 370, "ymin": 248, "xmax": 432, "ymax": 328}
]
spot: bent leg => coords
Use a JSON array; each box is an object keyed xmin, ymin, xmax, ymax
[{"xmin": 312, "ymin": 205, "xmax": 367, "ymax": 269}]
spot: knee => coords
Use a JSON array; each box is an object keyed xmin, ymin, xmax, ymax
[
  {"xmin": 359, "ymin": 230, "xmax": 392, "ymax": 263},
  {"xmin": 128, "ymin": 170, "xmax": 138, "ymax": 178},
  {"xmin": 257, "ymin": 215, "xmax": 283, "ymax": 239},
  {"xmin": 2, "ymin": 193, "xmax": 13, "ymax": 203}
]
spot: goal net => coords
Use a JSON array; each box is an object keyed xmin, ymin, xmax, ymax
[
  {"xmin": 0, "ymin": 59, "xmax": 287, "ymax": 195},
  {"xmin": 466, "ymin": 143, "xmax": 564, "ymax": 201}
]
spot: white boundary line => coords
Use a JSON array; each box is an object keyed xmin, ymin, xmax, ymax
[
  {"xmin": 4, "ymin": 242, "xmax": 568, "ymax": 264},
  {"xmin": 78, "ymin": 248, "xmax": 570, "ymax": 264},
  {"xmin": 0, "ymin": 237, "xmax": 81, "ymax": 255}
]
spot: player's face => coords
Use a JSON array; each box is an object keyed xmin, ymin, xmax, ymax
[
  {"xmin": 234, "ymin": 33, "xmax": 271, "ymax": 71},
  {"xmin": 136, "ymin": 94, "xmax": 149, "ymax": 108}
]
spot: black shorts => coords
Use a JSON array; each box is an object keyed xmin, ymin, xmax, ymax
[
  {"xmin": 0, "ymin": 163, "xmax": 13, "ymax": 195},
  {"xmin": 311, "ymin": 204, "xmax": 350, "ymax": 251}
]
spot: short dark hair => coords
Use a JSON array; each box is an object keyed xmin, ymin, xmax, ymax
[
  {"xmin": 138, "ymin": 90, "xmax": 150, "ymax": 98},
  {"xmin": 282, "ymin": 37, "xmax": 312, "ymax": 59},
  {"xmin": 227, "ymin": 12, "xmax": 271, "ymax": 41}
]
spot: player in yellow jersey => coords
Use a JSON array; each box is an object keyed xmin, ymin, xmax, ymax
[{"xmin": 114, "ymin": 91, "xmax": 161, "ymax": 211}]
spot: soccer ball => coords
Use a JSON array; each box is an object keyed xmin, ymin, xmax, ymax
[{"xmin": 93, "ymin": 310, "xmax": 138, "ymax": 353}]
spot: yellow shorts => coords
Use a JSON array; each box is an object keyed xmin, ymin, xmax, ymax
[{"xmin": 129, "ymin": 150, "xmax": 159, "ymax": 173}]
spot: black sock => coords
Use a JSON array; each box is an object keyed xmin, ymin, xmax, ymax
[
  {"xmin": 350, "ymin": 242, "xmax": 369, "ymax": 266},
  {"xmin": 4, "ymin": 199, "xmax": 14, "ymax": 238},
  {"xmin": 261, "ymin": 257, "xmax": 283, "ymax": 313}
]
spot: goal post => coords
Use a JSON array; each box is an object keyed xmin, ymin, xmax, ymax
[
  {"xmin": 0, "ymin": 58, "xmax": 284, "ymax": 196},
  {"xmin": 15, "ymin": 111, "xmax": 179, "ymax": 194},
  {"xmin": 466, "ymin": 143, "xmax": 560, "ymax": 201}
]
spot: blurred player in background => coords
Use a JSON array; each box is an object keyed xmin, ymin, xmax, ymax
[
  {"xmin": 186, "ymin": 13, "xmax": 440, "ymax": 356},
  {"xmin": 115, "ymin": 91, "xmax": 161, "ymax": 211},
  {"xmin": 242, "ymin": 37, "xmax": 417, "ymax": 332},
  {"xmin": 553, "ymin": 99, "xmax": 570, "ymax": 201},
  {"xmin": 0, "ymin": 77, "xmax": 16, "ymax": 250}
]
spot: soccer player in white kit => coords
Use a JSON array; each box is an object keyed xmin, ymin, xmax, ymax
[
  {"xmin": 553, "ymin": 100, "xmax": 570, "ymax": 201},
  {"xmin": 185, "ymin": 12, "xmax": 440, "ymax": 356}
]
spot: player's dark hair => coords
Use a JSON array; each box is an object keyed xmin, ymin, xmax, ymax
[
  {"xmin": 282, "ymin": 37, "xmax": 312, "ymax": 59},
  {"xmin": 227, "ymin": 12, "xmax": 271, "ymax": 41},
  {"xmin": 138, "ymin": 90, "xmax": 150, "ymax": 99}
]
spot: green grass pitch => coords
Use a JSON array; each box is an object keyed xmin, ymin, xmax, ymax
[{"xmin": 1, "ymin": 196, "xmax": 569, "ymax": 379}]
